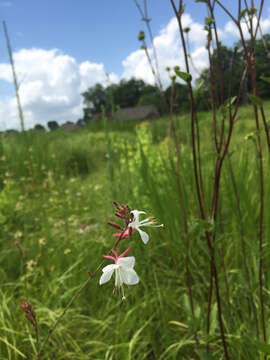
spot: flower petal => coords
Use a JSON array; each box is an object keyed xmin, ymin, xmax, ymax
[
  {"xmin": 120, "ymin": 267, "xmax": 139, "ymax": 285},
  {"xmin": 131, "ymin": 210, "xmax": 146, "ymax": 218},
  {"xmin": 99, "ymin": 266, "xmax": 115, "ymax": 285},
  {"xmin": 137, "ymin": 227, "xmax": 149, "ymax": 244},
  {"xmin": 101, "ymin": 264, "xmax": 116, "ymax": 273},
  {"xmin": 130, "ymin": 210, "xmax": 146, "ymax": 225},
  {"xmin": 117, "ymin": 256, "xmax": 135, "ymax": 268}
]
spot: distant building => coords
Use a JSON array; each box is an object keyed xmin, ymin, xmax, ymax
[
  {"xmin": 114, "ymin": 104, "xmax": 160, "ymax": 121},
  {"xmin": 89, "ymin": 104, "xmax": 160, "ymax": 122},
  {"xmin": 60, "ymin": 122, "xmax": 80, "ymax": 131}
]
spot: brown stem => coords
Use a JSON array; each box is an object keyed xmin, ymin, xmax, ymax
[
  {"xmin": 170, "ymin": 0, "xmax": 205, "ymax": 218},
  {"xmin": 207, "ymin": 40, "xmax": 219, "ymax": 152},
  {"xmin": 206, "ymin": 262, "xmax": 213, "ymax": 353},
  {"xmin": 168, "ymin": 80, "xmax": 200, "ymax": 348},
  {"xmin": 170, "ymin": 1, "xmax": 230, "ymax": 358},
  {"xmin": 3, "ymin": 21, "xmax": 25, "ymax": 132},
  {"xmin": 237, "ymin": 17, "xmax": 267, "ymax": 348},
  {"xmin": 209, "ymin": 1, "xmax": 225, "ymax": 106}
]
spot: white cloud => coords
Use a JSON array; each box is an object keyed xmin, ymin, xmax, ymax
[
  {"xmin": 0, "ymin": 49, "xmax": 118, "ymax": 131},
  {"xmin": 121, "ymin": 7, "xmax": 270, "ymax": 88},
  {"xmin": 222, "ymin": 8, "xmax": 270, "ymax": 40},
  {"xmin": 0, "ymin": 8, "xmax": 269, "ymax": 131},
  {"xmin": 79, "ymin": 61, "xmax": 118, "ymax": 91},
  {"xmin": 122, "ymin": 15, "xmax": 208, "ymax": 88}
]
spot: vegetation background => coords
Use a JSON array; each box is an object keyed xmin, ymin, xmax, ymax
[{"xmin": 1, "ymin": 1, "xmax": 270, "ymax": 359}]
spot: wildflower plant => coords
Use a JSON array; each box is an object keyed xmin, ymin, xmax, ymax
[
  {"xmin": 103, "ymin": 201, "xmax": 163, "ymax": 296},
  {"xmin": 33, "ymin": 201, "xmax": 163, "ymax": 357},
  {"xmin": 100, "ymin": 246, "xmax": 139, "ymax": 299}
]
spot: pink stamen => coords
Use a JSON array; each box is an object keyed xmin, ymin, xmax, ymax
[
  {"xmin": 107, "ymin": 221, "xmax": 122, "ymax": 230},
  {"xmin": 112, "ymin": 249, "xmax": 118, "ymax": 257},
  {"xmin": 103, "ymin": 255, "xmax": 116, "ymax": 262},
  {"xmin": 103, "ymin": 246, "xmax": 132, "ymax": 264},
  {"xmin": 112, "ymin": 228, "xmax": 132, "ymax": 239},
  {"xmin": 118, "ymin": 245, "xmax": 132, "ymax": 258}
]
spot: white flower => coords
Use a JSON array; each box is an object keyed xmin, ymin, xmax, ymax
[
  {"xmin": 100, "ymin": 246, "xmax": 139, "ymax": 299},
  {"xmin": 128, "ymin": 210, "xmax": 163, "ymax": 244}
]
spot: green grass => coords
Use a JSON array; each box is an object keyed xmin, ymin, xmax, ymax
[{"xmin": 0, "ymin": 101, "xmax": 270, "ymax": 359}]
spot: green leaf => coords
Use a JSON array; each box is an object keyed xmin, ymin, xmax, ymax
[
  {"xmin": 220, "ymin": 105, "xmax": 227, "ymax": 118},
  {"xmin": 260, "ymin": 75, "xmax": 270, "ymax": 84},
  {"xmin": 195, "ymin": 350, "xmax": 219, "ymax": 360},
  {"xmin": 195, "ymin": 80, "xmax": 204, "ymax": 92},
  {"xmin": 169, "ymin": 321, "xmax": 189, "ymax": 329},
  {"xmin": 224, "ymin": 96, "xmax": 237, "ymax": 107},
  {"xmin": 239, "ymin": 8, "xmax": 248, "ymax": 19},
  {"xmin": 247, "ymin": 93, "xmax": 263, "ymax": 106},
  {"xmin": 175, "ymin": 69, "xmax": 192, "ymax": 83},
  {"xmin": 205, "ymin": 17, "xmax": 214, "ymax": 26}
]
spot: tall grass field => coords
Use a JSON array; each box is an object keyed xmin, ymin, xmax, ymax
[
  {"xmin": 0, "ymin": 100, "xmax": 269, "ymax": 359},
  {"xmin": 1, "ymin": 1, "xmax": 270, "ymax": 359}
]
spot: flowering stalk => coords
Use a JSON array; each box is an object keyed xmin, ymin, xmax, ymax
[
  {"xmin": 14, "ymin": 241, "xmax": 28, "ymax": 298},
  {"xmin": 20, "ymin": 300, "xmax": 39, "ymax": 358},
  {"xmin": 38, "ymin": 202, "xmax": 162, "ymax": 357},
  {"xmin": 214, "ymin": 1, "xmax": 267, "ymax": 354}
]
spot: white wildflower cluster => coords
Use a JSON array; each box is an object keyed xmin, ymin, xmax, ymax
[{"xmin": 99, "ymin": 202, "xmax": 163, "ymax": 299}]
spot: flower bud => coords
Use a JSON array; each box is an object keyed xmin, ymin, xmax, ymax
[
  {"xmin": 107, "ymin": 221, "xmax": 122, "ymax": 230},
  {"xmin": 138, "ymin": 30, "xmax": 145, "ymax": 41}
]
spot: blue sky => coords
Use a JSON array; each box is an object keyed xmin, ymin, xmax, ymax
[{"xmin": 0, "ymin": 0, "xmax": 269, "ymax": 130}]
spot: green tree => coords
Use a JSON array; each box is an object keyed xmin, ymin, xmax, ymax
[
  {"xmin": 111, "ymin": 78, "xmax": 147, "ymax": 108},
  {"xmin": 196, "ymin": 44, "xmax": 243, "ymax": 110},
  {"xmin": 81, "ymin": 78, "xmax": 163, "ymax": 120},
  {"xmin": 81, "ymin": 83, "xmax": 107, "ymax": 121},
  {"xmin": 248, "ymin": 34, "xmax": 270, "ymax": 98}
]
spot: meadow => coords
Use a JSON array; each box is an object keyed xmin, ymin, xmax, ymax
[{"xmin": 0, "ymin": 100, "xmax": 270, "ymax": 359}]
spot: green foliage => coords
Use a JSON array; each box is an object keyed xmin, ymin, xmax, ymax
[
  {"xmin": 165, "ymin": 82, "xmax": 190, "ymax": 112},
  {"xmin": 253, "ymin": 34, "xmax": 270, "ymax": 98},
  {"xmin": 196, "ymin": 34, "xmax": 270, "ymax": 110},
  {"xmin": 0, "ymin": 101, "xmax": 270, "ymax": 359},
  {"xmin": 247, "ymin": 93, "xmax": 263, "ymax": 106},
  {"xmin": 261, "ymin": 75, "xmax": 270, "ymax": 84},
  {"xmin": 82, "ymin": 78, "xmax": 161, "ymax": 119},
  {"xmin": 174, "ymin": 69, "xmax": 192, "ymax": 83}
]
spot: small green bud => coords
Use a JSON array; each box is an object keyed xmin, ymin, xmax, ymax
[
  {"xmin": 174, "ymin": 65, "xmax": 180, "ymax": 72},
  {"xmin": 170, "ymin": 75, "xmax": 176, "ymax": 81},
  {"xmin": 165, "ymin": 66, "xmax": 171, "ymax": 72},
  {"xmin": 205, "ymin": 17, "xmax": 214, "ymax": 26},
  {"xmin": 248, "ymin": 7, "xmax": 257, "ymax": 15},
  {"xmin": 138, "ymin": 30, "xmax": 145, "ymax": 41},
  {"xmin": 184, "ymin": 27, "xmax": 190, "ymax": 33}
]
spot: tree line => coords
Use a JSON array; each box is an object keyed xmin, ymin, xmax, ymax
[{"xmin": 81, "ymin": 35, "xmax": 270, "ymax": 121}]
